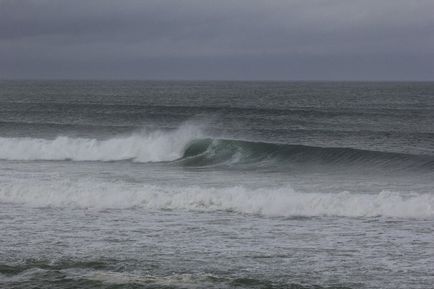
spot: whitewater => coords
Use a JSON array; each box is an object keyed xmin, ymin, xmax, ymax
[
  {"xmin": 1, "ymin": 180, "xmax": 433, "ymax": 218},
  {"xmin": 0, "ymin": 123, "xmax": 203, "ymax": 162}
]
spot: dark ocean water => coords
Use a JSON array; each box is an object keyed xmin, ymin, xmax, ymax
[{"xmin": 1, "ymin": 81, "xmax": 433, "ymax": 289}]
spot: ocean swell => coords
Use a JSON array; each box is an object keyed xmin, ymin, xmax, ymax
[{"xmin": 180, "ymin": 139, "xmax": 434, "ymax": 170}]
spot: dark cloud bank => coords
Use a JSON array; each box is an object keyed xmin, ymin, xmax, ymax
[{"xmin": 1, "ymin": 0, "xmax": 433, "ymax": 80}]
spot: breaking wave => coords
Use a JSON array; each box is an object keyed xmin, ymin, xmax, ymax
[
  {"xmin": 0, "ymin": 123, "xmax": 203, "ymax": 162},
  {"xmin": 0, "ymin": 181, "xmax": 433, "ymax": 219},
  {"xmin": 0, "ymin": 123, "xmax": 433, "ymax": 170}
]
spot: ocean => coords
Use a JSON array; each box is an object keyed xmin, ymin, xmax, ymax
[{"xmin": 0, "ymin": 80, "xmax": 433, "ymax": 289}]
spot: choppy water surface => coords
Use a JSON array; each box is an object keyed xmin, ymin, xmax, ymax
[{"xmin": 1, "ymin": 81, "xmax": 434, "ymax": 288}]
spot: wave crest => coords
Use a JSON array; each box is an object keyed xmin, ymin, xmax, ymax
[{"xmin": 0, "ymin": 123, "xmax": 202, "ymax": 162}]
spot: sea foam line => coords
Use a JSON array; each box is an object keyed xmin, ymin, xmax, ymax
[{"xmin": 1, "ymin": 180, "xmax": 432, "ymax": 219}]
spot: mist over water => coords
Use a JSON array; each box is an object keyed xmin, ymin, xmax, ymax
[{"xmin": 1, "ymin": 81, "xmax": 434, "ymax": 289}]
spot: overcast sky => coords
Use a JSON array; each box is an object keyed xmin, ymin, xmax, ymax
[{"xmin": 1, "ymin": 0, "xmax": 433, "ymax": 80}]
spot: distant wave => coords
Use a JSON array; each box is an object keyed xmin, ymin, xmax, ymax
[
  {"xmin": 0, "ymin": 123, "xmax": 433, "ymax": 170},
  {"xmin": 1, "ymin": 181, "xmax": 433, "ymax": 218}
]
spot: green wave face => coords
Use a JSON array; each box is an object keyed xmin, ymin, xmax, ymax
[
  {"xmin": 181, "ymin": 138, "xmax": 280, "ymax": 167},
  {"xmin": 180, "ymin": 138, "xmax": 434, "ymax": 171}
]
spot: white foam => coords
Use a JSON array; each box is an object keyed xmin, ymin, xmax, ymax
[
  {"xmin": 1, "ymin": 180, "xmax": 433, "ymax": 219},
  {"xmin": 0, "ymin": 123, "xmax": 202, "ymax": 162}
]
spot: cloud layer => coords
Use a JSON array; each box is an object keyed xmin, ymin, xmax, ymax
[{"xmin": 1, "ymin": 0, "xmax": 433, "ymax": 80}]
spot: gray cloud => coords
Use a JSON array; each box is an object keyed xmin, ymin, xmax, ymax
[{"xmin": 1, "ymin": 0, "xmax": 433, "ymax": 80}]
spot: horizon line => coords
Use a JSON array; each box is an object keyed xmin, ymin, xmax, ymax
[{"xmin": 1, "ymin": 78, "xmax": 433, "ymax": 83}]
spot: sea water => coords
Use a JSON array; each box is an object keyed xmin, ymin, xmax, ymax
[{"xmin": 1, "ymin": 81, "xmax": 433, "ymax": 288}]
